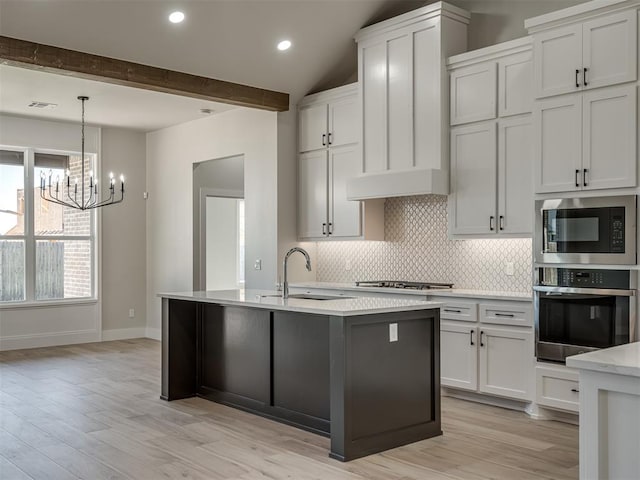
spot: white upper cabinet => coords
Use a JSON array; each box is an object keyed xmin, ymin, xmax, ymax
[
  {"xmin": 347, "ymin": 2, "xmax": 470, "ymax": 200},
  {"xmin": 298, "ymin": 84, "xmax": 358, "ymax": 153},
  {"xmin": 450, "ymin": 62, "xmax": 497, "ymax": 125},
  {"xmin": 450, "ymin": 122, "xmax": 497, "ymax": 235},
  {"xmin": 297, "ymin": 84, "xmax": 384, "ymax": 241},
  {"xmin": 499, "ymin": 52, "xmax": 534, "ymax": 117},
  {"xmin": 448, "ymin": 37, "xmax": 534, "ymax": 237},
  {"xmin": 498, "ymin": 115, "xmax": 534, "ymax": 234},
  {"xmin": 529, "ymin": 8, "xmax": 637, "ymax": 99},
  {"xmin": 534, "ymin": 84, "xmax": 637, "ymax": 193}
]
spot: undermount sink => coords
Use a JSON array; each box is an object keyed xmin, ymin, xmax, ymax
[{"xmin": 286, "ymin": 293, "xmax": 354, "ymax": 301}]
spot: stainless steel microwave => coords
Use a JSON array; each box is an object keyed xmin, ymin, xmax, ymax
[{"xmin": 534, "ymin": 195, "xmax": 637, "ymax": 265}]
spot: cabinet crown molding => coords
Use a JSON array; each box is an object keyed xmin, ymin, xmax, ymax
[
  {"xmin": 298, "ymin": 83, "xmax": 358, "ymax": 108},
  {"xmin": 355, "ymin": 1, "xmax": 470, "ymax": 43},
  {"xmin": 525, "ymin": 0, "xmax": 640, "ymax": 33},
  {"xmin": 447, "ymin": 37, "xmax": 532, "ymax": 70}
]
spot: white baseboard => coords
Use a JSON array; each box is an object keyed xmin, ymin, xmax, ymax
[
  {"xmin": 145, "ymin": 327, "xmax": 161, "ymax": 341},
  {"xmin": 442, "ymin": 387, "xmax": 530, "ymax": 412},
  {"xmin": 0, "ymin": 329, "xmax": 100, "ymax": 351},
  {"xmin": 102, "ymin": 327, "xmax": 147, "ymax": 341}
]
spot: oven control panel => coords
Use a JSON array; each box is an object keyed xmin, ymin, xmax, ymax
[{"xmin": 538, "ymin": 268, "xmax": 630, "ymax": 289}]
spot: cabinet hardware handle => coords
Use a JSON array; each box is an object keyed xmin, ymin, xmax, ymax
[
  {"xmin": 322, "ymin": 134, "xmax": 326, "ymax": 146},
  {"xmin": 495, "ymin": 313, "xmax": 514, "ymax": 318},
  {"xmin": 470, "ymin": 330, "xmax": 475, "ymax": 346},
  {"xmin": 575, "ymin": 169, "xmax": 580, "ymax": 187},
  {"xmin": 328, "ymin": 222, "xmax": 333, "ymax": 235},
  {"xmin": 444, "ymin": 308, "xmax": 462, "ymax": 313},
  {"xmin": 327, "ymin": 132, "xmax": 332, "ymax": 145},
  {"xmin": 571, "ymin": 388, "xmax": 580, "ymax": 393},
  {"xmin": 583, "ymin": 168, "xmax": 588, "ymax": 187},
  {"xmin": 583, "ymin": 67, "xmax": 588, "ymax": 86},
  {"xmin": 480, "ymin": 330, "xmax": 485, "ymax": 347},
  {"xmin": 489, "ymin": 216, "xmax": 495, "ymax": 231},
  {"xmin": 575, "ymin": 69, "xmax": 580, "ymax": 88},
  {"xmin": 499, "ymin": 215, "xmax": 504, "ymax": 231},
  {"xmin": 322, "ymin": 223, "xmax": 327, "ymax": 235}
]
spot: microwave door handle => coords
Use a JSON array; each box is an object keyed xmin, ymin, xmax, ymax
[{"xmin": 534, "ymin": 286, "xmax": 636, "ymax": 297}]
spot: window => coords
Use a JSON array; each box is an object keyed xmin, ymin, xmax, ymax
[{"xmin": 0, "ymin": 148, "xmax": 96, "ymax": 303}]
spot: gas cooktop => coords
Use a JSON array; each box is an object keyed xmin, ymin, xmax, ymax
[{"xmin": 355, "ymin": 280, "xmax": 454, "ymax": 290}]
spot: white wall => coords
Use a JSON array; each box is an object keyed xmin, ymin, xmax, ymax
[
  {"xmin": 100, "ymin": 127, "xmax": 147, "ymax": 340},
  {"xmin": 452, "ymin": 0, "xmax": 587, "ymax": 49},
  {"xmin": 206, "ymin": 197, "xmax": 240, "ymax": 290},
  {"xmin": 0, "ymin": 114, "xmax": 102, "ymax": 350},
  {"xmin": 145, "ymin": 108, "xmax": 277, "ymax": 337}
]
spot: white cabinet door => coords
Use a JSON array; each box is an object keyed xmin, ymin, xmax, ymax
[
  {"xmin": 533, "ymin": 24, "xmax": 582, "ymax": 98},
  {"xmin": 298, "ymin": 151, "xmax": 328, "ymax": 239},
  {"xmin": 329, "ymin": 96, "xmax": 359, "ymax": 148},
  {"xmin": 582, "ymin": 10, "xmax": 637, "ymax": 91},
  {"xmin": 450, "ymin": 122, "xmax": 497, "ymax": 234},
  {"xmin": 387, "ymin": 33, "xmax": 413, "ymax": 171},
  {"xmin": 534, "ymin": 94, "xmax": 582, "ymax": 193},
  {"xmin": 582, "ymin": 84, "xmax": 637, "ymax": 190},
  {"xmin": 299, "ymin": 104, "xmax": 328, "ymax": 153},
  {"xmin": 441, "ymin": 322, "xmax": 478, "ymax": 391},
  {"xmin": 498, "ymin": 53, "xmax": 533, "ymax": 117},
  {"xmin": 498, "ymin": 115, "xmax": 533, "ymax": 234},
  {"xmin": 450, "ymin": 62, "xmax": 497, "ymax": 125},
  {"xmin": 478, "ymin": 326, "xmax": 533, "ymax": 401},
  {"xmin": 329, "ymin": 145, "xmax": 362, "ymax": 238}
]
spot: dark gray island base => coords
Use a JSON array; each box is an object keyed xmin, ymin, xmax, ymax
[{"xmin": 160, "ymin": 292, "xmax": 441, "ymax": 461}]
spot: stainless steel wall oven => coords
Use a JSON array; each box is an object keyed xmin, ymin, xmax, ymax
[
  {"xmin": 534, "ymin": 195, "xmax": 636, "ymax": 265},
  {"xmin": 534, "ymin": 267, "xmax": 636, "ymax": 363}
]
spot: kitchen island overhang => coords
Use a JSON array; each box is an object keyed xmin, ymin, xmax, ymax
[{"xmin": 158, "ymin": 289, "xmax": 443, "ymax": 461}]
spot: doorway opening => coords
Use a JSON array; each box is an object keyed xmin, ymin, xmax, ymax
[{"xmin": 192, "ymin": 155, "xmax": 244, "ymax": 291}]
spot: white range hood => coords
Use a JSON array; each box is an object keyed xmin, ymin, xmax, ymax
[
  {"xmin": 347, "ymin": 168, "xmax": 449, "ymax": 200},
  {"xmin": 346, "ymin": 2, "xmax": 469, "ymax": 200}
]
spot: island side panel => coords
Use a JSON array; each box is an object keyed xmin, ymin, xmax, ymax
[
  {"xmin": 198, "ymin": 305, "xmax": 271, "ymax": 410},
  {"xmin": 161, "ymin": 297, "xmax": 198, "ymax": 400},
  {"xmin": 329, "ymin": 308, "xmax": 441, "ymax": 461},
  {"xmin": 272, "ymin": 311, "xmax": 331, "ymax": 434}
]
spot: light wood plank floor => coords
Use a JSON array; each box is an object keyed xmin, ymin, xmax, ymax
[{"xmin": 0, "ymin": 339, "xmax": 578, "ymax": 480}]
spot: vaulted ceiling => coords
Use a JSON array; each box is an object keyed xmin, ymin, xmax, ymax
[{"xmin": 0, "ymin": 0, "xmax": 587, "ymax": 130}]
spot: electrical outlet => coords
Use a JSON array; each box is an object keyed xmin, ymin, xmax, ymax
[
  {"xmin": 128, "ymin": 308, "xmax": 135, "ymax": 318},
  {"xmin": 254, "ymin": 259, "xmax": 262, "ymax": 271},
  {"xmin": 505, "ymin": 262, "xmax": 515, "ymax": 276},
  {"xmin": 345, "ymin": 259, "xmax": 352, "ymax": 271},
  {"xmin": 389, "ymin": 323, "xmax": 398, "ymax": 342}
]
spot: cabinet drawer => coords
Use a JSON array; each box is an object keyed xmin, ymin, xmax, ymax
[
  {"xmin": 480, "ymin": 303, "xmax": 532, "ymax": 327},
  {"xmin": 440, "ymin": 302, "xmax": 478, "ymax": 322},
  {"xmin": 535, "ymin": 365, "xmax": 579, "ymax": 412}
]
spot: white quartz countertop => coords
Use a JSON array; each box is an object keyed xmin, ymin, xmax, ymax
[
  {"xmin": 566, "ymin": 342, "xmax": 640, "ymax": 378},
  {"xmin": 290, "ymin": 282, "xmax": 532, "ymax": 302},
  {"xmin": 158, "ymin": 289, "xmax": 443, "ymax": 317}
]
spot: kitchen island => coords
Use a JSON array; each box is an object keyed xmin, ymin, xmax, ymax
[
  {"xmin": 158, "ymin": 289, "xmax": 443, "ymax": 461},
  {"xmin": 566, "ymin": 342, "xmax": 640, "ymax": 480}
]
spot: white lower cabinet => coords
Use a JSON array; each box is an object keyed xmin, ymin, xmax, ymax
[
  {"xmin": 478, "ymin": 326, "xmax": 533, "ymax": 400},
  {"xmin": 441, "ymin": 321, "xmax": 478, "ymax": 390},
  {"xmin": 440, "ymin": 300, "xmax": 534, "ymax": 401},
  {"xmin": 535, "ymin": 364, "xmax": 580, "ymax": 412}
]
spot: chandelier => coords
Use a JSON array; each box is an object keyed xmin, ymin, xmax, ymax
[{"xmin": 40, "ymin": 96, "xmax": 125, "ymax": 210}]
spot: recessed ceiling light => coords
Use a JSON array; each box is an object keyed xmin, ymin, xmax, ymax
[
  {"xmin": 169, "ymin": 11, "xmax": 185, "ymax": 23},
  {"xmin": 277, "ymin": 40, "xmax": 292, "ymax": 51}
]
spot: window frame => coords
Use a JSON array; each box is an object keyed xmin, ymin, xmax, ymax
[{"xmin": 0, "ymin": 145, "xmax": 99, "ymax": 307}]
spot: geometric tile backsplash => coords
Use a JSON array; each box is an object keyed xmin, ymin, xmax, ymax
[{"xmin": 317, "ymin": 195, "xmax": 533, "ymax": 293}]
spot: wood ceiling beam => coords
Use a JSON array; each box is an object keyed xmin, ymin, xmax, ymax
[{"xmin": 0, "ymin": 35, "xmax": 290, "ymax": 112}]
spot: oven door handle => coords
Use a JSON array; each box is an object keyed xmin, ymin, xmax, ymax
[{"xmin": 534, "ymin": 285, "xmax": 636, "ymax": 297}]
